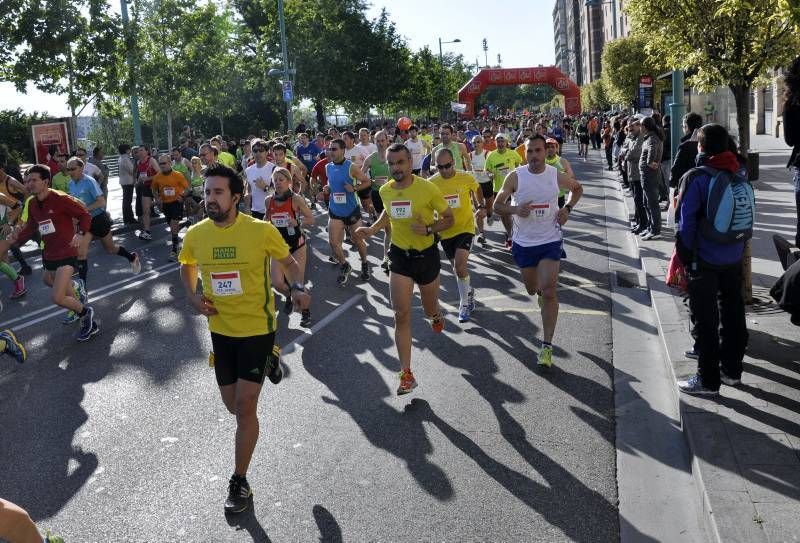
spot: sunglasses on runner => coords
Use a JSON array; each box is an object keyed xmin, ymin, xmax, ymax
[{"xmin": 436, "ymin": 163, "xmax": 453, "ymax": 170}]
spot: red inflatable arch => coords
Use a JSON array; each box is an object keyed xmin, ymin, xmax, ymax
[{"xmin": 457, "ymin": 66, "xmax": 581, "ymax": 118}]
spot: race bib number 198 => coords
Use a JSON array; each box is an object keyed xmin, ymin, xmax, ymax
[
  {"xmin": 444, "ymin": 194, "xmax": 460, "ymax": 208},
  {"xmin": 528, "ymin": 203, "xmax": 552, "ymax": 221},
  {"xmin": 210, "ymin": 271, "xmax": 243, "ymax": 296}
]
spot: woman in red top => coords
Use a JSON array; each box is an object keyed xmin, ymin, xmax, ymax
[{"xmin": 265, "ymin": 167, "xmax": 314, "ymax": 327}]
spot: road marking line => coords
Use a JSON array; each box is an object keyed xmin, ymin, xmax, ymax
[
  {"xmin": 281, "ymin": 293, "xmax": 364, "ymax": 356},
  {"xmin": 1, "ymin": 264, "xmax": 179, "ymax": 331}
]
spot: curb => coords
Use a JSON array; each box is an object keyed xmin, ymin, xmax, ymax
[{"xmin": 611, "ymin": 167, "xmax": 768, "ymax": 543}]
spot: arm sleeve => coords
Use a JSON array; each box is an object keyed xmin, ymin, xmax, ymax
[{"xmin": 678, "ymin": 175, "xmax": 702, "ymax": 250}]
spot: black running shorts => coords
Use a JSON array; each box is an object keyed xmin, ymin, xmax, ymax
[{"xmin": 210, "ymin": 332, "xmax": 276, "ymax": 386}]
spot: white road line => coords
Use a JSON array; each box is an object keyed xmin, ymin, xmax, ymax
[
  {"xmin": 1, "ymin": 264, "xmax": 179, "ymax": 331},
  {"xmin": 281, "ymin": 293, "xmax": 364, "ymax": 356}
]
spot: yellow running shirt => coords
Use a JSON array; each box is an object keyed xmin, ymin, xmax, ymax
[
  {"xmin": 217, "ymin": 151, "xmax": 237, "ymax": 169},
  {"xmin": 485, "ymin": 149, "xmax": 522, "ymax": 192},
  {"xmin": 379, "ymin": 175, "xmax": 449, "ymax": 252},
  {"xmin": 428, "ymin": 171, "xmax": 479, "ymax": 239},
  {"xmin": 179, "ymin": 213, "xmax": 290, "ymax": 337}
]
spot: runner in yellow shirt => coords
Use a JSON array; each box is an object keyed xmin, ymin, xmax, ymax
[
  {"xmin": 484, "ymin": 133, "xmax": 522, "ymax": 248},
  {"xmin": 355, "ymin": 143, "xmax": 454, "ymax": 395},
  {"xmin": 429, "ymin": 148, "xmax": 486, "ymax": 323},
  {"xmin": 179, "ymin": 164, "xmax": 309, "ymax": 514}
]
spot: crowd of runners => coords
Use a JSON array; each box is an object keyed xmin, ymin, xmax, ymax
[{"xmin": 0, "ymin": 113, "xmax": 586, "ymax": 523}]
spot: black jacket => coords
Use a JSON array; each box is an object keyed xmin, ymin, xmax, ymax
[
  {"xmin": 670, "ymin": 135, "xmax": 698, "ymax": 188},
  {"xmin": 783, "ymin": 100, "xmax": 800, "ymax": 168}
]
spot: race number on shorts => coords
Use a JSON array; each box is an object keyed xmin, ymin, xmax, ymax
[
  {"xmin": 390, "ymin": 200, "xmax": 412, "ymax": 219},
  {"xmin": 210, "ymin": 271, "xmax": 243, "ymax": 296}
]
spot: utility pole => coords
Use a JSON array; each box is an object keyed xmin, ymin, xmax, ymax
[
  {"xmin": 277, "ymin": 0, "xmax": 293, "ymax": 133},
  {"xmin": 482, "ymin": 38, "xmax": 488, "ymax": 67},
  {"xmin": 120, "ymin": 0, "xmax": 142, "ymax": 145},
  {"xmin": 497, "ymin": 54, "xmax": 501, "ymax": 67}
]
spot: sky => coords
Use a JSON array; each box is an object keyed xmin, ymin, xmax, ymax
[{"xmin": 0, "ymin": 0, "xmax": 557, "ymax": 117}]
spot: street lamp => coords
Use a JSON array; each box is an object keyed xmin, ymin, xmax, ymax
[
  {"xmin": 438, "ymin": 37, "xmax": 461, "ymax": 119},
  {"xmin": 267, "ymin": 0, "xmax": 294, "ymax": 133}
]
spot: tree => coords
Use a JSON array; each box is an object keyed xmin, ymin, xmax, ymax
[
  {"xmin": 0, "ymin": 109, "xmax": 52, "ymax": 163},
  {"xmin": 601, "ymin": 35, "xmax": 664, "ymax": 107},
  {"xmin": 580, "ymin": 79, "xmax": 611, "ymax": 112},
  {"xmin": 626, "ymin": 0, "xmax": 799, "ymax": 153},
  {"xmin": 0, "ymin": 0, "xmax": 123, "ymax": 133}
]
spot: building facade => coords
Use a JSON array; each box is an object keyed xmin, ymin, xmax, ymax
[
  {"xmin": 579, "ymin": 2, "xmax": 605, "ymax": 83},
  {"xmin": 565, "ymin": 0, "xmax": 583, "ymax": 85},
  {"xmin": 553, "ymin": 0, "xmax": 570, "ymax": 76}
]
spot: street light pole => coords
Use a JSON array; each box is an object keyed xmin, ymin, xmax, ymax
[
  {"xmin": 277, "ymin": 0, "xmax": 292, "ymax": 133},
  {"xmin": 438, "ymin": 37, "xmax": 461, "ymax": 120},
  {"xmin": 669, "ymin": 70, "xmax": 686, "ymax": 160},
  {"xmin": 120, "ymin": 0, "xmax": 141, "ymax": 145}
]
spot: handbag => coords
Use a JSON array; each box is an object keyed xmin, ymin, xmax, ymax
[{"xmin": 666, "ymin": 245, "xmax": 689, "ymax": 292}]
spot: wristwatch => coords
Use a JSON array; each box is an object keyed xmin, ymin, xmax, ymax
[
  {"xmin": 290, "ymin": 283, "xmax": 306, "ymax": 292},
  {"xmin": 565, "ymin": 204, "xmax": 573, "ymax": 212}
]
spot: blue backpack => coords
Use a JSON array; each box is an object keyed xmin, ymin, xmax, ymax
[{"xmin": 698, "ymin": 166, "xmax": 755, "ymax": 244}]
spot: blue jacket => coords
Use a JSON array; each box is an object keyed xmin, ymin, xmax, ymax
[{"xmin": 677, "ymin": 157, "xmax": 745, "ymax": 267}]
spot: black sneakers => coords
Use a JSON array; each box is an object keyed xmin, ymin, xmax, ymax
[
  {"xmin": 266, "ymin": 345, "xmax": 283, "ymax": 385},
  {"xmin": 360, "ymin": 261, "xmax": 370, "ymax": 281},
  {"xmin": 225, "ymin": 474, "xmax": 253, "ymax": 514}
]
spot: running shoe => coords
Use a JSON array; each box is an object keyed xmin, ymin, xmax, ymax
[
  {"xmin": 360, "ymin": 261, "xmax": 370, "ymax": 281},
  {"xmin": 130, "ymin": 252, "xmax": 142, "ymax": 274},
  {"xmin": 300, "ymin": 309, "xmax": 312, "ymax": 327},
  {"xmin": 283, "ymin": 296, "xmax": 293, "ymax": 315},
  {"xmin": 677, "ymin": 374, "xmax": 719, "ymax": 396},
  {"xmin": 466, "ymin": 287, "xmax": 475, "ymax": 312},
  {"xmin": 0, "ymin": 329, "xmax": 27, "ymax": 364},
  {"xmin": 10, "ymin": 275, "xmax": 26, "ymax": 299},
  {"xmin": 642, "ymin": 232, "xmax": 661, "ymax": 241},
  {"xmin": 328, "ymin": 255, "xmax": 338, "ymax": 264},
  {"xmin": 62, "ymin": 311, "xmax": 79, "ymax": 324},
  {"xmin": 537, "ymin": 345, "xmax": 553, "ymax": 368},
  {"xmin": 337, "ymin": 262, "xmax": 352, "ymax": 285},
  {"xmin": 63, "ymin": 279, "xmax": 87, "ymax": 324},
  {"xmin": 77, "ymin": 307, "xmax": 99, "ymax": 342},
  {"xmin": 138, "ymin": 230, "xmax": 152, "ymax": 241},
  {"xmin": 266, "ymin": 345, "xmax": 283, "ymax": 384},
  {"xmin": 430, "ymin": 313, "xmax": 445, "ymax": 333},
  {"xmin": 381, "ymin": 256, "xmax": 390, "ymax": 273},
  {"xmin": 45, "ymin": 530, "xmax": 65, "ymax": 543},
  {"xmin": 720, "ymin": 370, "xmax": 742, "ymax": 387},
  {"xmin": 397, "ymin": 370, "xmax": 418, "ymax": 395},
  {"xmin": 169, "ymin": 250, "xmax": 178, "ymax": 262},
  {"xmin": 458, "ymin": 305, "xmax": 470, "ymax": 323},
  {"xmin": 224, "ymin": 474, "xmax": 253, "ymax": 514},
  {"xmin": 477, "ymin": 232, "xmax": 486, "ymax": 246}
]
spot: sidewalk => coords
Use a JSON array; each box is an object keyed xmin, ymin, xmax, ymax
[{"xmin": 608, "ymin": 134, "xmax": 800, "ymax": 543}]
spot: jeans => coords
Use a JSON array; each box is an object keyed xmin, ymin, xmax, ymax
[
  {"xmin": 605, "ymin": 147, "xmax": 613, "ymax": 168},
  {"xmin": 631, "ymin": 176, "xmax": 648, "ymax": 229},
  {"xmin": 641, "ymin": 168, "xmax": 661, "ymax": 234},
  {"xmin": 122, "ymin": 184, "xmax": 135, "ymax": 222},
  {"xmin": 688, "ymin": 262, "xmax": 748, "ymax": 389}
]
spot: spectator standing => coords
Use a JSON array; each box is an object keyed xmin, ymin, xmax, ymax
[
  {"xmin": 782, "ymin": 56, "xmax": 800, "ymax": 248},
  {"xmin": 639, "ymin": 116, "xmax": 664, "ymax": 240},
  {"xmin": 670, "ymin": 112, "xmax": 704, "ymax": 195},
  {"xmin": 624, "ymin": 116, "xmax": 646, "ymax": 233},
  {"xmin": 118, "ymin": 144, "xmax": 137, "ymax": 224},
  {"xmin": 89, "ymin": 146, "xmax": 110, "ymax": 201}
]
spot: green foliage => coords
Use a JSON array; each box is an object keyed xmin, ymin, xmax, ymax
[
  {"xmin": 0, "ymin": 0, "xmax": 123, "ymax": 116},
  {"xmin": 601, "ymin": 35, "xmax": 664, "ymax": 107},
  {"xmin": 0, "ymin": 109, "xmax": 53, "ymax": 163},
  {"xmin": 477, "ymin": 85, "xmax": 557, "ymax": 113},
  {"xmin": 580, "ymin": 80, "xmax": 611, "ymax": 111},
  {"xmin": 625, "ymin": 0, "xmax": 800, "ymax": 149}
]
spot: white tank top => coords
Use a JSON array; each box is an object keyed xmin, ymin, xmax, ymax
[
  {"xmin": 511, "ymin": 164, "xmax": 562, "ymax": 247},
  {"xmin": 406, "ymin": 139, "xmax": 424, "ymax": 169},
  {"xmin": 470, "ymin": 150, "xmax": 490, "ymax": 183}
]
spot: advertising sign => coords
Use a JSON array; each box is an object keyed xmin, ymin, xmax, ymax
[
  {"xmin": 638, "ymin": 75, "xmax": 654, "ymax": 116},
  {"xmin": 31, "ymin": 121, "xmax": 70, "ymax": 165}
]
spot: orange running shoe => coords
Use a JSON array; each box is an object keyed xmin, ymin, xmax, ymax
[
  {"xmin": 397, "ymin": 370, "xmax": 418, "ymax": 395},
  {"xmin": 430, "ymin": 313, "xmax": 445, "ymax": 334}
]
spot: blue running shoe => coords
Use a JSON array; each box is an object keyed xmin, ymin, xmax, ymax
[{"xmin": 77, "ymin": 307, "xmax": 99, "ymax": 342}]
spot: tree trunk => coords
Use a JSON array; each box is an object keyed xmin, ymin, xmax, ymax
[
  {"xmin": 730, "ymin": 83, "xmax": 753, "ymax": 304},
  {"xmin": 152, "ymin": 110, "xmax": 159, "ymax": 153},
  {"xmin": 166, "ymin": 109, "xmax": 173, "ymax": 151},
  {"xmin": 219, "ymin": 116, "xmax": 224, "ymax": 136},
  {"xmin": 314, "ymin": 99, "xmax": 325, "ymax": 131},
  {"xmin": 730, "ymin": 84, "xmax": 751, "ymax": 156}
]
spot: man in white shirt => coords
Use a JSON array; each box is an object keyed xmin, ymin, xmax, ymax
[
  {"xmin": 405, "ymin": 125, "xmax": 429, "ymax": 175},
  {"xmin": 244, "ymin": 139, "xmax": 276, "ymax": 220}
]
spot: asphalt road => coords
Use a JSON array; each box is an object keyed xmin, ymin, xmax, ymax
[{"xmin": 0, "ymin": 145, "xmax": 651, "ymax": 542}]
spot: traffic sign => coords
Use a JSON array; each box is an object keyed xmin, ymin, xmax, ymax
[{"xmin": 282, "ymin": 80, "xmax": 293, "ymax": 102}]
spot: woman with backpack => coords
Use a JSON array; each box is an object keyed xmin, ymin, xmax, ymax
[
  {"xmin": 639, "ymin": 116, "xmax": 664, "ymax": 240},
  {"xmin": 782, "ymin": 56, "xmax": 800, "ymax": 249}
]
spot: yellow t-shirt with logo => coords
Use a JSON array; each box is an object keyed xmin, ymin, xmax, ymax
[
  {"xmin": 218, "ymin": 151, "xmax": 237, "ymax": 169},
  {"xmin": 178, "ymin": 213, "xmax": 290, "ymax": 337},
  {"xmin": 428, "ymin": 171, "xmax": 479, "ymax": 239},
  {"xmin": 485, "ymin": 149, "xmax": 522, "ymax": 192},
  {"xmin": 379, "ymin": 175, "xmax": 448, "ymax": 252}
]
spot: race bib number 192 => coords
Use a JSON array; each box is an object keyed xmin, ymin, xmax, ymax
[{"xmin": 210, "ymin": 271, "xmax": 243, "ymax": 296}]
